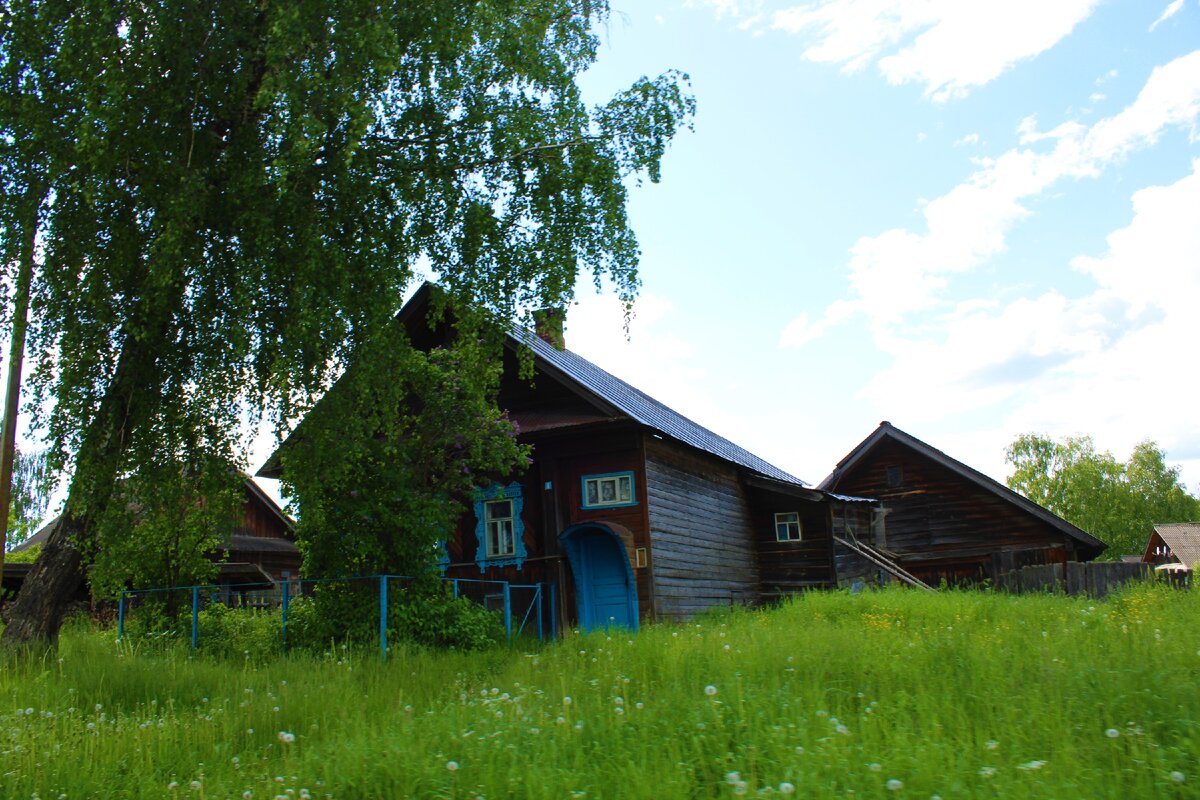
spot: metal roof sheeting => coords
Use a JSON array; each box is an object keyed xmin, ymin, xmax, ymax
[
  {"xmin": 1152, "ymin": 523, "xmax": 1200, "ymax": 569},
  {"xmin": 514, "ymin": 329, "xmax": 807, "ymax": 487}
]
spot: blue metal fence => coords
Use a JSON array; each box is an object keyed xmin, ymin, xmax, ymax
[{"xmin": 117, "ymin": 574, "xmax": 556, "ymax": 658}]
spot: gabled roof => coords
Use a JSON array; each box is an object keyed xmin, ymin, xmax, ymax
[
  {"xmin": 260, "ymin": 283, "xmax": 806, "ymax": 487},
  {"xmin": 510, "ymin": 328, "xmax": 804, "ymax": 485},
  {"xmin": 1146, "ymin": 523, "xmax": 1200, "ymax": 569},
  {"xmin": 11, "ymin": 476, "xmax": 292, "ymax": 551},
  {"xmin": 818, "ymin": 421, "xmax": 1107, "ymax": 556}
]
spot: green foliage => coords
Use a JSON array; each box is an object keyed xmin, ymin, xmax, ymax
[
  {"xmin": 4, "ymin": 543, "xmax": 40, "ymax": 564},
  {"xmin": 283, "ymin": 324, "xmax": 530, "ymax": 579},
  {"xmin": 0, "ymin": 0, "xmax": 693, "ymax": 542},
  {"xmin": 5, "ymin": 448, "xmax": 51, "ymax": 547},
  {"xmin": 283, "ymin": 582, "xmax": 505, "ymax": 653},
  {"xmin": 3, "ymin": 588, "xmax": 1199, "ymax": 798},
  {"xmin": 1006, "ymin": 433, "xmax": 1200, "ymax": 558},
  {"xmin": 388, "ymin": 585, "xmax": 505, "ymax": 650},
  {"xmin": 88, "ymin": 460, "xmax": 242, "ymax": 601},
  {"xmin": 195, "ymin": 602, "xmax": 283, "ymax": 661}
]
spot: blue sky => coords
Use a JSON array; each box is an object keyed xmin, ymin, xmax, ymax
[{"xmin": 541, "ymin": 0, "xmax": 1200, "ymax": 490}]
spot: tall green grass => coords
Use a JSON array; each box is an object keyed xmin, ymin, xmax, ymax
[{"xmin": 2, "ymin": 583, "xmax": 1197, "ymax": 799}]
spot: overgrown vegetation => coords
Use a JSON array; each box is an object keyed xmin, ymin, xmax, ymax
[
  {"xmin": 1007, "ymin": 433, "xmax": 1200, "ymax": 557},
  {"xmin": 2, "ymin": 585, "xmax": 1196, "ymax": 799}
]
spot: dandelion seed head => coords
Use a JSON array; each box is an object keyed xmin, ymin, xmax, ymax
[
  {"xmin": 869, "ymin": 763, "xmax": 882, "ymax": 772},
  {"xmin": 190, "ymin": 780, "xmax": 202, "ymax": 791},
  {"xmin": 168, "ymin": 781, "xmax": 180, "ymax": 791},
  {"xmin": 244, "ymin": 792, "xmax": 252, "ymax": 799},
  {"xmin": 779, "ymin": 782, "xmax": 795, "ymax": 795},
  {"xmin": 704, "ymin": 685, "xmax": 718, "ymax": 696},
  {"xmin": 886, "ymin": 779, "xmax": 903, "ymax": 791},
  {"xmin": 985, "ymin": 739, "xmax": 998, "ymax": 750},
  {"xmin": 1106, "ymin": 728, "xmax": 1120, "ymax": 739},
  {"xmin": 1170, "ymin": 771, "xmax": 1186, "ymax": 783},
  {"xmin": 278, "ymin": 731, "xmax": 296, "ymax": 744},
  {"xmin": 979, "ymin": 767, "xmax": 996, "ymax": 778},
  {"xmin": 446, "ymin": 760, "xmax": 459, "ymax": 772}
]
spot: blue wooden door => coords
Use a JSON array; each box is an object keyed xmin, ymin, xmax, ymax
[
  {"xmin": 561, "ymin": 525, "xmax": 638, "ymax": 632},
  {"xmin": 579, "ymin": 534, "xmax": 634, "ymax": 630}
]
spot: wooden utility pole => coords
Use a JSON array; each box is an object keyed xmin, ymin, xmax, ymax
[{"xmin": 0, "ymin": 188, "xmax": 41, "ymax": 579}]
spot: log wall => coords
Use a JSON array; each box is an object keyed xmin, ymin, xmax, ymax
[{"xmin": 645, "ymin": 438, "xmax": 758, "ymax": 621}]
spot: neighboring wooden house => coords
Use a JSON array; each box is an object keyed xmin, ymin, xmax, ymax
[
  {"xmin": 2, "ymin": 476, "xmax": 299, "ymax": 597},
  {"xmin": 1142, "ymin": 523, "xmax": 1199, "ymax": 572},
  {"xmin": 260, "ymin": 284, "xmax": 874, "ymax": 630},
  {"xmin": 819, "ymin": 422, "xmax": 1106, "ymax": 586}
]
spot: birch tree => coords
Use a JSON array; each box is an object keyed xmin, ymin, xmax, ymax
[{"xmin": 0, "ymin": 0, "xmax": 693, "ymax": 643}]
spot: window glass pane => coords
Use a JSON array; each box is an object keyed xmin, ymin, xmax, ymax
[
  {"xmin": 600, "ymin": 479, "xmax": 616, "ymax": 502},
  {"xmin": 618, "ymin": 476, "xmax": 632, "ymax": 501},
  {"xmin": 487, "ymin": 500, "xmax": 511, "ymax": 521},
  {"xmin": 586, "ymin": 481, "xmax": 598, "ymax": 505}
]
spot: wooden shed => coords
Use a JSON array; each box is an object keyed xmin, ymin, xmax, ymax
[
  {"xmin": 3, "ymin": 476, "xmax": 299, "ymax": 596},
  {"xmin": 819, "ymin": 421, "xmax": 1106, "ymax": 586},
  {"xmin": 1142, "ymin": 522, "xmax": 1200, "ymax": 571}
]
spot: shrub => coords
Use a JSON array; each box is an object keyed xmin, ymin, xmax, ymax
[
  {"xmin": 196, "ymin": 602, "xmax": 282, "ymax": 660},
  {"xmin": 388, "ymin": 587, "xmax": 505, "ymax": 650}
]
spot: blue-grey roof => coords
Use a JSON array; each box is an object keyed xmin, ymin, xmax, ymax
[{"xmin": 512, "ymin": 329, "xmax": 807, "ymax": 486}]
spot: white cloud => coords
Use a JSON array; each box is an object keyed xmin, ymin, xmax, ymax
[
  {"xmin": 955, "ymin": 133, "xmax": 980, "ymax": 146},
  {"xmin": 1150, "ymin": 0, "xmax": 1185, "ymax": 32},
  {"xmin": 563, "ymin": 290, "xmax": 761, "ymax": 450},
  {"xmin": 853, "ymin": 161, "xmax": 1200, "ymax": 485},
  {"xmin": 770, "ymin": 0, "xmax": 1100, "ymax": 100},
  {"xmin": 781, "ymin": 49, "xmax": 1200, "ymax": 345}
]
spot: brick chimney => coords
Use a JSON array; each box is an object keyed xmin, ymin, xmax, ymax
[{"xmin": 533, "ymin": 307, "xmax": 566, "ymax": 350}]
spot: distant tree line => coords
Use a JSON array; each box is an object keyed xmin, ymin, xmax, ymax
[{"xmin": 1006, "ymin": 434, "xmax": 1200, "ymax": 559}]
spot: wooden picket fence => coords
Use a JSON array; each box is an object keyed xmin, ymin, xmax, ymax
[{"xmin": 995, "ymin": 561, "xmax": 1185, "ymax": 599}]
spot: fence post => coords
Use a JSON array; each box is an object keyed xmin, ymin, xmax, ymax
[
  {"xmin": 281, "ymin": 580, "xmax": 290, "ymax": 653},
  {"xmin": 536, "ymin": 584, "xmax": 543, "ymax": 640},
  {"xmin": 452, "ymin": 579, "xmax": 459, "ymax": 599},
  {"xmin": 117, "ymin": 591, "xmax": 126, "ymax": 641},
  {"xmin": 379, "ymin": 575, "xmax": 389, "ymax": 661},
  {"xmin": 191, "ymin": 586, "xmax": 200, "ymax": 651},
  {"xmin": 549, "ymin": 582, "xmax": 557, "ymax": 639},
  {"xmin": 503, "ymin": 581, "xmax": 512, "ymax": 641}
]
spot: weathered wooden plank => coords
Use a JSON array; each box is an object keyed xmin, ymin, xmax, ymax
[{"xmin": 644, "ymin": 439, "xmax": 759, "ymax": 620}]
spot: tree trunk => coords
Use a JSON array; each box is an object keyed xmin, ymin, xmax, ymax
[
  {"xmin": 0, "ymin": 182, "xmax": 44, "ymax": 580},
  {"xmin": 2, "ymin": 330, "xmax": 158, "ymax": 645},
  {"xmin": 0, "ymin": 514, "xmax": 86, "ymax": 643}
]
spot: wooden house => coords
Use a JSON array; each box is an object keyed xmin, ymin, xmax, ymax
[
  {"xmin": 1142, "ymin": 523, "xmax": 1199, "ymax": 572},
  {"xmin": 259, "ymin": 284, "xmax": 876, "ymax": 630},
  {"xmin": 3, "ymin": 476, "xmax": 299, "ymax": 597},
  {"xmin": 818, "ymin": 421, "xmax": 1107, "ymax": 586}
]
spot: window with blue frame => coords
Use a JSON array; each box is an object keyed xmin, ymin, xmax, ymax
[
  {"xmin": 472, "ymin": 482, "xmax": 527, "ymax": 571},
  {"xmin": 581, "ymin": 471, "xmax": 637, "ymax": 509}
]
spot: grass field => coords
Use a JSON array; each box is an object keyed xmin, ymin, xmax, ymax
[{"xmin": 2, "ymin": 583, "xmax": 1197, "ymax": 799}]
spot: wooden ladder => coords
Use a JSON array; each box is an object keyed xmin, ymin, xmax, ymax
[{"xmin": 834, "ymin": 535, "xmax": 937, "ymax": 592}]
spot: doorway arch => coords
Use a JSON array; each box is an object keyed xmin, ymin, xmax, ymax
[{"xmin": 560, "ymin": 523, "xmax": 639, "ymax": 632}]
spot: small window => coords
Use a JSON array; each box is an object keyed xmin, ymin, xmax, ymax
[
  {"xmin": 472, "ymin": 482, "xmax": 527, "ymax": 571},
  {"xmin": 484, "ymin": 499, "xmax": 515, "ymax": 557},
  {"xmin": 582, "ymin": 471, "xmax": 637, "ymax": 509},
  {"xmin": 775, "ymin": 512, "xmax": 802, "ymax": 542},
  {"xmin": 886, "ymin": 465, "xmax": 903, "ymax": 487}
]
